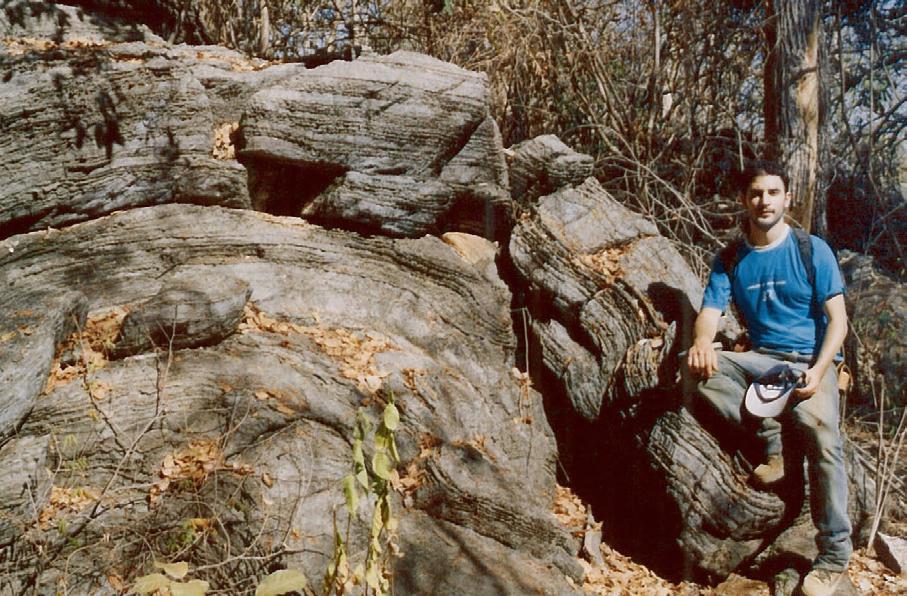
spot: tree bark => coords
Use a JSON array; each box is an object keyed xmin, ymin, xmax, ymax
[{"xmin": 763, "ymin": 0, "xmax": 826, "ymax": 234}]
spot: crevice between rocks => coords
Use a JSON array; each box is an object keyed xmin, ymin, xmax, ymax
[
  {"xmin": 429, "ymin": 113, "xmax": 486, "ymax": 178},
  {"xmin": 497, "ymin": 231, "xmax": 701, "ymax": 582},
  {"xmin": 241, "ymin": 155, "xmax": 346, "ymax": 218},
  {"xmin": 509, "ymin": 292, "xmax": 690, "ymax": 580},
  {"xmin": 435, "ymin": 190, "xmax": 512, "ymax": 244}
]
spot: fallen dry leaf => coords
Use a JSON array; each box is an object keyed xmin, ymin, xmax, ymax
[
  {"xmin": 240, "ymin": 303, "xmax": 396, "ymax": 393},
  {"xmin": 149, "ymin": 440, "xmax": 254, "ymax": 506}
]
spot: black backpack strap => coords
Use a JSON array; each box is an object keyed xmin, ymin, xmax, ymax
[
  {"xmin": 717, "ymin": 236, "xmax": 746, "ymax": 335},
  {"xmin": 791, "ymin": 227, "xmax": 815, "ymax": 288},
  {"xmin": 791, "ymin": 228, "xmax": 816, "ymax": 311},
  {"xmin": 718, "ymin": 236, "xmax": 745, "ymax": 286}
]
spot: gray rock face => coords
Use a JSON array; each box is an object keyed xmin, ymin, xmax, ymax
[
  {"xmin": 396, "ymin": 510, "xmax": 577, "ymax": 595},
  {"xmin": 241, "ymin": 51, "xmax": 487, "ymax": 177},
  {"xmin": 0, "ymin": 289, "xmax": 87, "ymax": 439},
  {"xmin": 509, "ymin": 134, "xmax": 594, "ymax": 205},
  {"xmin": 0, "ymin": 205, "xmax": 579, "ymax": 594},
  {"xmin": 534, "ymin": 318, "xmax": 607, "ymax": 421},
  {"xmin": 167, "ymin": 45, "xmax": 302, "ymax": 123},
  {"xmin": 510, "ymin": 176, "xmax": 694, "ymax": 418},
  {"xmin": 875, "ymin": 532, "xmax": 907, "ymax": 576},
  {"xmin": 238, "ymin": 51, "xmax": 511, "ymax": 239},
  {"xmin": 441, "ymin": 116, "xmax": 509, "ymax": 193},
  {"xmin": 647, "ymin": 409, "xmax": 779, "ymax": 573},
  {"xmin": 302, "ymin": 171, "xmax": 455, "ymax": 237},
  {"xmin": 0, "ymin": 41, "xmax": 250, "ymax": 238},
  {"xmin": 648, "ymin": 408, "xmax": 875, "ymax": 579},
  {"xmin": 110, "ymin": 274, "xmax": 251, "ymax": 358}
]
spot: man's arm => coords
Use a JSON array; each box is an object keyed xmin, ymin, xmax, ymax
[
  {"xmin": 794, "ymin": 294, "xmax": 847, "ymax": 398},
  {"xmin": 688, "ymin": 306, "xmax": 723, "ymax": 378}
]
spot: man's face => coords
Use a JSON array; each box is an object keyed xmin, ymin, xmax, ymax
[{"xmin": 740, "ymin": 174, "xmax": 790, "ymax": 231}]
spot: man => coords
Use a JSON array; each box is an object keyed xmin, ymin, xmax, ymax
[{"xmin": 687, "ymin": 161, "xmax": 851, "ymax": 595}]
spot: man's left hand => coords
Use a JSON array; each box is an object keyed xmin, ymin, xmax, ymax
[{"xmin": 793, "ymin": 366, "xmax": 823, "ymax": 399}]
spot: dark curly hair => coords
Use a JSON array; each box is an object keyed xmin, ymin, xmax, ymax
[{"xmin": 732, "ymin": 160, "xmax": 790, "ymax": 194}]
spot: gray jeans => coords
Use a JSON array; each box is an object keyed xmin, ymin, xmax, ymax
[{"xmin": 695, "ymin": 350, "xmax": 852, "ymax": 571}]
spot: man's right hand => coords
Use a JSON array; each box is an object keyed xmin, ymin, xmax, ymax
[{"xmin": 687, "ymin": 339, "xmax": 719, "ymax": 379}]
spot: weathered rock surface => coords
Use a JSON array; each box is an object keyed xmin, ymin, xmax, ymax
[
  {"xmin": 0, "ymin": 205, "xmax": 579, "ymax": 594},
  {"xmin": 240, "ymin": 50, "xmax": 487, "ymax": 177},
  {"xmin": 875, "ymin": 532, "xmax": 907, "ymax": 576},
  {"xmin": 0, "ymin": 289, "xmax": 87, "ymax": 438},
  {"xmin": 0, "ymin": 40, "xmax": 250, "ymax": 238},
  {"xmin": 110, "ymin": 274, "xmax": 251, "ymax": 358},
  {"xmin": 648, "ymin": 408, "xmax": 875, "ymax": 579},
  {"xmin": 167, "ymin": 45, "xmax": 300, "ymax": 123},
  {"xmin": 839, "ymin": 250, "xmax": 906, "ymax": 407},
  {"xmin": 510, "ymin": 176, "xmax": 697, "ymax": 420},
  {"xmin": 302, "ymin": 171, "xmax": 455, "ymax": 237},
  {"xmin": 396, "ymin": 511, "xmax": 574, "ymax": 595},
  {"xmin": 238, "ymin": 51, "xmax": 510, "ymax": 239},
  {"xmin": 509, "ymin": 134, "xmax": 594, "ymax": 206}
]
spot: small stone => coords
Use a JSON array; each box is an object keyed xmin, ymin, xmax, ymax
[
  {"xmin": 875, "ymin": 532, "xmax": 907, "ymax": 576},
  {"xmin": 771, "ymin": 567, "xmax": 800, "ymax": 596}
]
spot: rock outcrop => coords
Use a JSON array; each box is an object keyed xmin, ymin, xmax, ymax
[
  {"xmin": 508, "ymin": 134, "xmax": 594, "ymax": 208},
  {"xmin": 0, "ymin": 39, "xmax": 252, "ymax": 237},
  {"xmin": 875, "ymin": 533, "xmax": 907, "ymax": 576},
  {"xmin": 0, "ymin": 205, "xmax": 579, "ymax": 593},
  {"xmin": 509, "ymin": 176, "xmax": 699, "ymax": 421},
  {"xmin": 0, "ymin": 9, "xmax": 573, "ymax": 593},
  {"xmin": 1, "ymin": 2, "xmax": 890, "ymax": 593},
  {"xmin": 238, "ymin": 50, "xmax": 510, "ymax": 239},
  {"xmin": 839, "ymin": 250, "xmax": 906, "ymax": 408}
]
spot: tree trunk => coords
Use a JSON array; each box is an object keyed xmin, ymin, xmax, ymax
[{"xmin": 763, "ymin": 0, "xmax": 826, "ymax": 234}]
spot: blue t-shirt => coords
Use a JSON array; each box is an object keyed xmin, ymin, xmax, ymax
[{"xmin": 701, "ymin": 226, "xmax": 845, "ymax": 355}]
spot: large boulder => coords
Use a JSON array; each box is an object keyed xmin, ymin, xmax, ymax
[
  {"xmin": 240, "ymin": 50, "xmax": 488, "ymax": 177},
  {"xmin": 508, "ymin": 134, "xmax": 594, "ymax": 208},
  {"xmin": 238, "ymin": 51, "xmax": 511, "ymax": 239},
  {"xmin": 0, "ymin": 39, "xmax": 251, "ymax": 238},
  {"xmin": 0, "ymin": 205, "xmax": 580, "ymax": 594},
  {"xmin": 510, "ymin": 176, "xmax": 699, "ymax": 421}
]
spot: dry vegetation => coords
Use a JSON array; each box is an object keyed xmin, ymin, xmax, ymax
[{"xmin": 553, "ymin": 484, "xmax": 907, "ymax": 595}]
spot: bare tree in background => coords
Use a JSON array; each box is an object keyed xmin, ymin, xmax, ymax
[{"xmin": 763, "ymin": 0, "xmax": 826, "ymax": 234}]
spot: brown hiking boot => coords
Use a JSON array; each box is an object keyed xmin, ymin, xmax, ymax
[
  {"xmin": 752, "ymin": 454, "xmax": 784, "ymax": 486},
  {"xmin": 801, "ymin": 568, "xmax": 846, "ymax": 596}
]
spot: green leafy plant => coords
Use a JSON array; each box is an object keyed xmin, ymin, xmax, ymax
[{"xmin": 325, "ymin": 394, "xmax": 401, "ymax": 595}]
